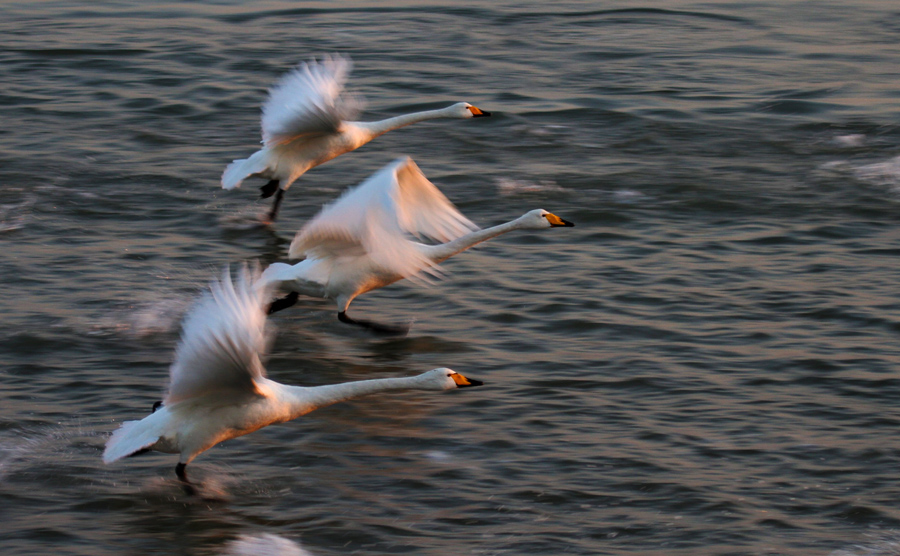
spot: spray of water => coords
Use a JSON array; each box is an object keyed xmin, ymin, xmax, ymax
[{"xmin": 220, "ymin": 533, "xmax": 315, "ymax": 556}]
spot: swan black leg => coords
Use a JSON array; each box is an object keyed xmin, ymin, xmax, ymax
[
  {"xmin": 267, "ymin": 292, "xmax": 299, "ymax": 314},
  {"xmin": 151, "ymin": 401, "xmax": 162, "ymax": 413},
  {"xmin": 176, "ymin": 462, "xmax": 197, "ymax": 496},
  {"xmin": 337, "ymin": 311, "xmax": 409, "ymax": 335},
  {"xmin": 259, "ymin": 179, "xmax": 280, "ymax": 199},
  {"xmin": 266, "ymin": 188, "xmax": 285, "ymax": 223}
]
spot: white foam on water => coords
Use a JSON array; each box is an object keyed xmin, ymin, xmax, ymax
[
  {"xmin": 495, "ymin": 177, "xmax": 567, "ymax": 196},
  {"xmin": 106, "ymin": 460, "xmax": 249, "ymax": 503},
  {"xmin": 187, "ymin": 465, "xmax": 244, "ymax": 502},
  {"xmin": 0, "ymin": 196, "xmax": 34, "ymax": 233},
  {"xmin": 423, "ymin": 449, "xmax": 454, "ymax": 463},
  {"xmin": 83, "ymin": 294, "xmax": 194, "ymax": 338},
  {"xmin": 124, "ymin": 296, "xmax": 193, "ymax": 337},
  {"xmin": 613, "ymin": 189, "xmax": 646, "ymax": 203},
  {"xmin": 831, "ymin": 532, "xmax": 900, "ymax": 556},
  {"xmin": 834, "ymin": 134, "xmax": 866, "ymax": 148},
  {"xmin": 524, "ymin": 123, "xmax": 570, "ymax": 137},
  {"xmin": 0, "ymin": 421, "xmax": 104, "ymax": 481},
  {"xmin": 852, "ymin": 155, "xmax": 900, "ymax": 188},
  {"xmin": 221, "ymin": 533, "xmax": 315, "ymax": 556}
]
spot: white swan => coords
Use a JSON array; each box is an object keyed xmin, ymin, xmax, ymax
[
  {"xmin": 221, "ymin": 54, "xmax": 491, "ymax": 222},
  {"xmin": 103, "ymin": 265, "xmax": 482, "ymax": 494},
  {"xmin": 259, "ymin": 157, "xmax": 574, "ymax": 333}
]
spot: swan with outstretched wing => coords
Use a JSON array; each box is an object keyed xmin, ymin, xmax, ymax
[{"xmin": 222, "ymin": 54, "xmax": 491, "ymax": 223}]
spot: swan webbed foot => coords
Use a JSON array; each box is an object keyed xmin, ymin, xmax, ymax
[
  {"xmin": 267, "ymin": 292, "xmax": 300, "ymax": 314},
  {"xmin": 338, "ymin": 311, "xmax": 409, "ymax": 336},
  {"xmin": 151, "ymin": 400, "xmax": 162, "ymax": 413},
  {"xmin": 176, "ymin": 462, "xmax": 197, "ymax": 496}
]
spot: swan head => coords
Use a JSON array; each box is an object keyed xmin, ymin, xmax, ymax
[
  {"xmin": 520, "ymin": 209, "xmax": 575, "ymax": 229},
  {"xmin": 449, "ymin": 102, "xmax": 491, "ymax": 119},
  {"xmin": 419, "ymin": 367, "xmax": 484, "ymax": 390}
]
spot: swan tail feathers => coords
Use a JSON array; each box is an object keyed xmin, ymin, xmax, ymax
[
  {"xmin": 221, "ymin": 151, "xmax": 270, "ymax": 190},
  {"xmin": 258, "ymin": 262, "xmax": 296, "ymax": 289},
  {"xmin": 103, "ymin": 419, "xmax": 162, "ymax": 464}
]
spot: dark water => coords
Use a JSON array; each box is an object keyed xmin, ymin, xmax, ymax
[{"xmin": 3, "ymin": 1, "xmax": 900, "ymax": 555}]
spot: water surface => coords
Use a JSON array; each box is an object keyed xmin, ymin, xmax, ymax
[{"xmin": 3, "ymin": 1, "xmax": 900, "ymax": 555}]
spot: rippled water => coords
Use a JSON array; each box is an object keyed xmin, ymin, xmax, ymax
[{"xmin": 3, "ymin": 1, "xmax": 900, "ymax": 555}]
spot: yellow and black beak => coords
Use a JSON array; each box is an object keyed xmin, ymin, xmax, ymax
[
  {"xmin": 467, "ymin": 105, "xmax": 492, "ymax": 118},
  {"xmin": 545, "ymin": 212, "xmax": 575, "ymax": 227},
  {"xmin": 452, "ymin": 372, "xmax": 484, "ymax": 388}
]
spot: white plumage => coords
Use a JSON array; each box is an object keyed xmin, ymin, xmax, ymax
[
  {"xmin": 103, "ymin": 265, "xmax": 482, "ymax": 493},
  {"xmin": 259, "ymin": 157, "xmax": 575, "ymax": 332},
  {"xmin": 221, "ymin": 54, "xmax": 491, "ymax": 222},
  {"xmin": 165, "ymin": 266, "xmax": 269, "ymax": 405},
  {"xmin": 260, "ymin": 54, "xmax": 363, "ymax": 147},
  {"xmin": 290, "ymin": 157, "xmax": 477, "ymax": 283}
]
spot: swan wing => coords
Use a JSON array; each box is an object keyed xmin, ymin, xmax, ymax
[
  {"xmin": 164, "ymin": 265, "xmax": 270, "ymax": 405},
  {"xmin": 289, "ymin": 157, "xmax": 477, "ymax": 280},
  {"xmin": 261, "ymin": 54, "xmax": 364, "ymax": 147},
  {"xmin": 388, "ymin": 157, "xmax": 479, "ymax": 242}
]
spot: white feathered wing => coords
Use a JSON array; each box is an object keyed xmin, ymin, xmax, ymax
[
  {"xmin": 261, "ymin": 54, "xmax": 364, "ymax": 147},
  {"xmin": 288, "ymin": 157, "xmax": 478, "ymax": 282},
  {"xmin": 165, "ymin": 265, "xmax": 270, "ymax": 405},
  {"xmin": 104, "ymin": 266, "xmax": 271, "ymax": 464}
]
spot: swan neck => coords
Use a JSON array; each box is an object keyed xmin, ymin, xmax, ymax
[
  {"xmin": 284, "ymin": 376, "xmax": 423, "ymax": 417},
  {"xmin": 425, "ymin": 219, "xmax": 523, "ymax": 263},
  {"xmin": 357, "ymin": 107, "xmax": 453, "ymax": 137}
]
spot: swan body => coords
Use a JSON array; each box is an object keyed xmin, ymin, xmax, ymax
[
  {"xmin": 221, "ymin": 55, "xmax": 491, "ymax": 221},
  {"xmin": 259, "ymin": 157, "xmax": 574, "ymax": 331},
  {"xmin": 103, "ymin": 265, "xmax": 482, "ymax": 490}
]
